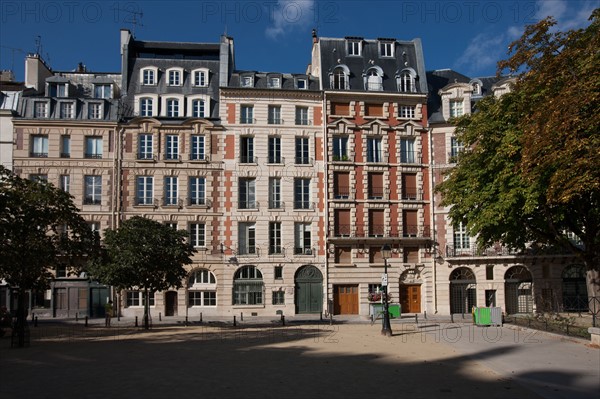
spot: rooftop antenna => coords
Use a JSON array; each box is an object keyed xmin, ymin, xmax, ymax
[
  {"xmin": 0, "ymin": 45, "xmax": 26, "ymax": 72},
  {"xmin": 35, "ymin": 35, "xmax": 43, "ymax": 56},
  {"xmin": 114, "ymin": 5, "xmax": 144, "ymax": 35}
]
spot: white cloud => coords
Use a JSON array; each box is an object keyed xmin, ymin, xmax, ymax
[
  {"xmin": 265, "ymin": 0, "xmax": 315, "ymax": 40},
  {"xmin": 535, "ymin": 0, "xmax": 567, "ymax": 20},
  {"xmin": 535, "ymin": 0, "xmax": 597, "ymax": 30}
]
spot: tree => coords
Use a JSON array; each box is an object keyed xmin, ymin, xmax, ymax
[
  {"xmin": 437, "ymin": 10, "xmax": 600, "ymax": 306},
  {"xmin": 0, "ymin": 166, "xmax": 97, "ymax": 347},
  {"xmin": 88, "ymin": 216, "xmax": 195, "ymax": 329}
]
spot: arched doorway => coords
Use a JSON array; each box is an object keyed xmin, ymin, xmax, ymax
[
  {"xmin": 164, "ymin": 291, "xmax": 178, "ymax": 316},
  {"xmin": 505, "ymin": 266, "xmax": 533, "ymax": 314},
  {"xmin": 449, "ymin": 267, "xmax": 476, "ymax": 314},
  {"xmin": 399, "ymin": 270, "xmax": 422, "ymax": 313},
  {"xmin": 295, "ymin": 265, "xmax": 323, "ymax": 314},
  {"xmin": 562, "ymin": 264, "xmax": 587, "ymax": 311}
]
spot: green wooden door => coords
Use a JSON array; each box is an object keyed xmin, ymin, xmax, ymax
[
  {"xmin": 90, "ymin": 286, "xmax": 109, "ymax": 318},
  {"xmin": 295, "ymin": 266, "xmax": 323, "ymax": 314}
]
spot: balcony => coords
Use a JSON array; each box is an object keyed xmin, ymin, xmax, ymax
[
  {"xmin": 189, "ymin": 154, "xmax": 209, "ymax": 162},
  {"xmin": 83, "ymin": 198, "xmax": 101, "ymax": 205},
  {"xmin": 295, "ymin": 156, "xmax": 313, "ymax": 165},
  {"xmin": 400, "ymin": 151, "xmax": 422, "ymax": 164},
  {"xmin": 332, "ymin": 154, "xmax": 351, "ymax": 162},
  {"xmin": 30, "ymin": 152, "xmax": 48, "ymax": 158},
  {"xmin": 85, "ymin": 153, "xmax": 102, "ymax": 159},
  {"xmin": 269, "ymin": 246, "xmax": 285, "ymax": 256},
  {"xmin": 401, "ymin": 189, "xmax": 423, "ymax": 201},
  {"xmin": 294, "ymin": 247, "xmax": 314, "ymax": 255},
  {"xmin": 268, "ymin": 156, "xmax": 284, "ymax": 164},
  {"xmin": 331, "ymin": 224, "xmax": 431, "ymax": 240},
  {"xmin": 400, "ymin": 225, "xmax": 431, "ymax": 238},
  {"xmin": 294, "ymin": 201, "xmax": 315, "ymax": 210},
  {"xmin": 137, "ymin": 153, "xmax": 156, "ymax": 161},
  {"xmin": 239, "ymin": 200, "xmax": 259, "ymax": 210},
  {"xmin": 163, "ymin": 154, "xmax": 181, "ymax": 162},
  {"xmin": 238, "ymin": 246, "xmax": 259, "ymax": 256},
  {"xmin": 333, "ymin": 190, "xmax": 353, "ymax": 201},
  {"xmin": 268, "ymin": 200, "xmax": 285, "ymax": 210},
  {"xmin": 445, "ymin": 244, "xmax": 523, "ymax": 258},
  {"xmin": 368, "ymin": 188, "xmax": 388, "ymax": 200},
  {"xmin": 163, "ymin": 198, "xmax": 183, "ymax": 208},
  {"xmin": 240, "ymin": 156, "xmax": 257, "ymax": 164},
  {"xmin": 189, "ymin": 198, "xmax": 212, "ymax": 207},
  {"xmin": 60, "ymin": 153, "xmax": 70, "ymax": 158}
]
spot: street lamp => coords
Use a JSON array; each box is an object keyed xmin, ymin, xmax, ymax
[{"xmin": 381, "ymin": 244, "xmax": 392, "ymax": 337}]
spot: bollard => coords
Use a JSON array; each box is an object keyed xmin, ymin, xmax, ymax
[
  {"xmin": 135, "ymin": 316, "xmax": 138, "ymax": 327},
  {"xmin": 31, "ymin": 312, "xmax": 35, "ymax": 321},
  {"xmin": 320, "ymin": 312, "xmax": 323, "ymax": 321},
  {"xmin": 415, "ymin": 314, "xmax": 418, "ymax": 324},
  {"xmin": 159, "ymin": 312, "xmax": 162, "ymax": 322},
  {"xmin": 240, "ymin": 312, "xmax": 243, "ymax": 322},
  {"xmin": 329, "ymin": 311, "xmax": 333, "ymax": 326},
  {"xmin": 451, "ymin": 313, "xmax": 454, "ymax": 323},
  {"xmin": 233, "ymin": 315, "xmax": 237, "ymax": 327},
  {"xmin": 566, "ymin": 324, "xmax": 569, "ymax": 335},
  {"xmin": 200, "ymin": 312, "xmax": 203, "ymax": 323},
  {"xmin": 281, "ymin": 314, "xmax": 285, "ymax": 326},
  {"xmin": 85, "ymin": 316, "xmax": 88, "ymax": 327},
  {"xmin": 185, "ymin": 316, "xmax": 188, "ymax": 326},
  {"xmin": 75, "ymin": 313, "xmax": 78, "ymax": 322},
  {"xmin": 424, "ymin": 311, "xmax": 427, "ymax": 320},
  {"xmin": 34, "ymin": 316, "xmax": 38, "ymax": 327}
]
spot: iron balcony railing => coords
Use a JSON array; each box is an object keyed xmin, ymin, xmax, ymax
[
  {"xmin": 445, "ymin": 244, "xmax": 522, "ymax": 258},
  {"xmin": 331, "ymin": 225, "xmax": 431, "ymax": 238},
  {"xmin": 401, "ymin": 189, "xmax": 423, "ymax": 201}
]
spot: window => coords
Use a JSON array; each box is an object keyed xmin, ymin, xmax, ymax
[
  {"xmin": 189, "ymin": 291, "xmax": 216, "ymax": 307},
  {"xmin": 450, "ymin": 100, "xmax": 464, "ymax": 118},
  {"xmin": 272, "ymin": 291, "xmax": 285, "ymax": 305},
  {"xmin": 398, "ymin": 71, "xmax": 415, "ymax": 93},
  {"xmin": 295, "ymin": 106, "xmax": 309, "ymax": 125},
  {"xmin": 190, "ymin": 223, "xmax": 205, "ymax": 247},
  {"xmin": 34, "ymin": 101, "xmax": 48, "ymax": 118},
  {"xmin": 332, "ymin": 136, "xmax": 349, "ymax": 161},
  {"xmin": 190, "ymin": 135, "xmax": 206, "ymax": 161},
  {"xmin": 267, "ymin": 77, "xmax": 280, "ymax": 88},
  {"xmin": 60, "ymin": 102, "xmax": 74, "ymax": 118},
  {"xmin": 348, "ymin": 40, "xmax": 362, "ymax": 56},
  {"xmin": 136, "ymin": 176, "xmax": 154, "ymax": 205},
  {"xmin": 453, "ymin": 222, "xmax": 470, "ymax": 250},
  {"xmin": 30, "ymin": 174, "xmax": 48, "ymax": 183},
  {"xmin": 334, "ymin": 172, "xmax": 350, "ymax": 199},
  {"xmin": 240, "ymin": 136, "xmax": 254, "ymax": 163},
  {"xmin": 486, "ymin": 265, "xmax": 494, "ymax": 280},
  {"xmin": 268, "ymin": 105, "xmax": 281, "ymax": 124},
  {"xmin": 140, "ymin": 98, "xmax": 153, "ymax": 117},
  {"xmin": 274, "ymin": 266, "xmax": 283, "ymax": 279},
  {"xmin": 295, "ymin": 137, "xmax": 310, "ymax": 164},
  {"xmin": 192, "ymin": 99, "xmax": 207, "ymax": 118},
  {"xmin": 269, "ymin": 177, "xmax": 282, "ymax": 209},
  {"xmin": 240, "ymin": 105, "xmax": 253, "ymax": 124},
  {"xmin": 332, "ymin": 67, "xmax": 348, "ymax": 90},
  {"xmin": 471, "ymin": 81, "xmax": 481, "ymax": 96},
  {"xmin": 189, "ymin": 177, "xmax": 206, "ymax": 206},
  {"xmin": 379, "ymin": 41, "xmax": 394, "ymax": 57},
  {"xmin": 269, "ymin": 222, "xmax": 282, "ymax": 255},
  {"xmin": 165, "ymin": 222, "xmax": 178, "ymax": 230},
  {"xmin": 400, "ymin": 138, "xmax": 416, "ymax": 163},
  {"xmin": 294, "ymin": 223, "xmax": 312, "ymax": 255},
  {"xmin": 126, "ymin": 291, "xmax": 155, "ymax": 307},
  {"xmin": 399, "ymin": 105, "xmax": 416, "ymax": 119},
  {"xmin": 60, "ymin": 175, "xmax": 70, "ymax": 193},
  {"xmin": 168, "ymin": 69, "xmax": 181, "ymax": 86},
  {"xmin": 369, "ymin": 209, "xmax": 385, "ymax": 236},
  {"xmin": 193, "ymin": 70, "xmax": 208, "ymax": 87},
  {"xmin": 233, "ymin": 266, "xmax": 263, "ymax": 305},
  {"xmin": 84, "ymin": 175, "xmax": 102, "ymax": 205},
  {"xmin": 238, "ymin": 223, "xmax": 256, "ymax": 255},
  {"xmin": 85, "ymin": 137, "xmax": 103, "ymax": 159},
  {"xmin": 31, "ymin": 135, "xmax": 48, "ymax": 157},
  {"xmin": 239, "ymin": 178, "xmax": 256, "ymax": 209},
  {"xmin": 241, "ymin": 76, "xmax": 254, "ymax": 88},
  {"xmin": 368, "ymin": 173, "xmax": 384, "ymax": 199},
  {"xmin": 190, "ymin": 269, "xmax": 216, "ymax": 285},
  {"xmin": 166, "ymin": 99, "xmax": 180, "ymax": 117},
  {"xmin": 142, "ymin": 68, "xmax": 156, "ymax": 85},
  {"xmin": 294, "ymin": 178, "xmax": 311, "ymax": 209},
  {"xmin": 94, "ymin": 84, "xmax": 111, "ymax": 99},
  {"xmin": 165, "ymin": 135, "xmax": 179, "ymax": 160},
  {"xmin": 268, "ymin": 136, "xmax": 281, "ymax": 163},
  {"xmin": 296, "ymin": 78, "xmax": 307, "ymax": 89},
  {"xmin": 49, "ymin": 83, "xmax": 67, "ymax": 97},
  {"xmin": 164, "ymin": 176, "xmax": 178, "ymax": 206},
  {"xmin": 89, "ymin": 221, "xmax": 101, "ymax": 235},
  {"xmin": 366, "ymin": 69, "xmax": 383, "ymax": 91},
  {"xmin": 450, "ymin": 137, "xmax": 464, "ymax": 159},
  {"xmin": 366, "ymin": 137, "xmax": 383, "ymax": 163},
  {"xmin": 138, "ymin": 134, "xmax": 153, "ymax": 160},
  {"xmin": 88, "ymin": 103, "xmax": 102, "ymax": 119},
  {"xmin": 60, "ymin": 135, "xmax": 70, "ymax": 158},
  {"xmin": 335, "ymin": 209, "xmax": 351, "ymax": 236}
]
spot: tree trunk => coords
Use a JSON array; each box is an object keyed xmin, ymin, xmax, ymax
[
  {"xmin": 143, "ymin": 288, "xmax": 149, "ymax": 330},
  {"xmin": 586, "ymin": 267, "xmax": 600, "ymax": 316}
]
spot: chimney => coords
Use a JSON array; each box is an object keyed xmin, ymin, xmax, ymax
[{"xmin": 312, "ymin": 28, "xmax": 318, "ymax": 44}]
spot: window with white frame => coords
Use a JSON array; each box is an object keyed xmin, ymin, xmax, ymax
[
  {"xmin": 366, "ymin": 137, "xmax": 383, "ymax": 163},
  {"xmin": 272, "ymin": 290, "xmax": 285, "ymax": 305},
  {"xmin": 296, "ymin": 78, "xmax": 307, "ymax": 89},
  {"xmin": 166, "ymin": 98, "xmax": 180, "ymax": 117},
  {"xmin": 49, "ymin": 83, "xmax": 68, "ymax": 97},
  {"xmin": 269, "ymin": 177, "xmax": 281, "ymax": 209},
  {"xmin": 85, "ymin": 136, "xmax": 103, "ymax": 159},
  {"xmin": 294, "ymin": 223, "xmax": 312, "ymax": 255},
  {"xmin": 295, "ymin": 137, "xmax": 310, "ymax": 164},
  {"xmin": 267, "ymin": 77, "xmax": 280, "ymax": 88},
  {"xmin": 190, "ymin": 135, "xmax": 205, "ymax": 161},
  {"xmin": 84, "ymin": 175, "xmax": 102, "ymax": 205},
  {"xmin": 366, "ymin": 69, "xmax": 383, "ymax": 91},
  {"xmin": 61, "ymin": 135, "xmax": 70, "ymax": 158},
  {"xmin": 294, "ymin": 178, "xmax": 311, "ymax": 209},
  {"xmin": 88, "ymin": 103, "xmax": 103, "ymax": 119},
  {"xmin": 140, "ymin": 97, "xmax": 154, "ymax": 117},
  {"xmin": 168, "ymin": 69, "xmax": 182, "ymax": 86},
  {"xmin": 94, "ymin": 84, "xmax": 112, "ymax": 99},
  {"xmin": 379, "ymin": 41, "xmax": 394, "ymax": 57},
  {"xmin": 164, "ymin": 176, "xmax": 178, "ymax": 206},
  {"xmin": 241, "ymin": 75, "xmax": 254, "ymax": 88},
  {"xmin": 398, "ymin": 71, "xmax": 415, "ymax": 93},
  {"xmin": 189, "ymin": 176, "xmax": 206, "ymax": 205},
  {"xmin": 34, "ymin": 101, "xmax": 48, "ymax": 118},
  {"xmin": 240, "ymin": 105, "xmax": 253, "ymax": 124},
  {"xmin": 453, "ymin": 222, "xmax": 470, "ymax": 250},
  {"xmin": 60, "ymin": 102, "xmax": 74, "ymax": 118},
  {"xmin": 189, "ymin": 269, "xmax": 216, "ymax": 285},
  {"xmin": 269, "ymin": 222, "xmax": 282, "ymax": 254},
  {"xmin": 141, "ymin": 68, "xmax": 156, "ymax": 86},
  {"xmin": 138, "ymin": 134, "xmax": 153, "ymax": 160},
  {"xmin": 268, "ymin": 105, "xmax": 281, "ymax": 124},
  {"xmin": 126, "ymin": 291, "xmax": 155, "ymax": 307},
  {"xmin": 192, "ymin": 69, "xmax": 208, "ymax": 87},
  {"xmin": 450, "ymin": 100, "xmax": 464, "ymax": 118},
  {"xmin": 332, "ymin": 136, "xmax": 349, "ymax": 161},
  {"xmin": 239, "ymin": 178, "xmax": 256, "ymax": 209},
  {"xmin": 399, "ymin": 105, "xmax": 416, "ymax": 119},
  {"xmin": 60, "ymin": 175, "xmax": 70, "ymax": 193},
  {"xmin": 233, "ymin": 266, "xmax": 263, "ymax": 305},
  {"xmin": 136, "ymin": 176, "xmax": 154, "ymax": 205},
  {"xmin": 188, "ymin": 269, "xmax": 216, "ymax": 307},
  {"xmin": 400, "ymin": 138, "xmax": 417, "ymax": 163},
  {"xmin": 30, "ymin": 174, "xmax": 48, "ymax": 183},
  {"xmin": 450, "ymin": 137, "xmax": 464, "ymax": 159},
  {"xmin": 348, "ymin": 40, "xmax": 362, "ymax": 56},
  {"xmin": 295, "ymin": 106, "xmax": 309, "ymax": 125},
  {"xmin": 192, "ymin": 99, "xmax": 207, "ymax": 118},
  {"xmin": 31, "ymin": 135, "xmax": 48, "ymax": 157},
  {"xmin": 165, "ymin": 135, "xmax": 179, "ymax": 160},
  {"xmin": 238, "ymin": 223, "xmax": 256, "ymax": 255},
  {"xmin": 189, "ymin": 223, "xmax": 206, "ymax": 248},
  {"xmin": 268, "ymin": 136, "xmax": 281, "ymax": 163},
  {"xmin": 332, "ymin": 67, "xmax": 348, "ymax": 90},
  {"xmin": 240, "ymin": 136, "xmax": 254, "ymax": 163}
]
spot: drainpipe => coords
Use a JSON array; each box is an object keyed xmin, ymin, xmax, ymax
[
  {"xmin": 322, "ymin": 91, "xmax": 330, "ymax": 314},
  {"xmin": 428, "ymin": 126, "xmax": 438, "ymax": 313}
]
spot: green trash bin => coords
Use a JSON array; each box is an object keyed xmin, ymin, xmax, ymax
[
  {"xmin": 388, "ymin": 304, "xmax": 401, "ymax": 318},
  {"xmin": 474, "ymin": 307, "xmax": 492, "ymax": 326}
]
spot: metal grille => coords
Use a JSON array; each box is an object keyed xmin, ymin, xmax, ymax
[
  {"xmin": 450, "ymin": 283, "xmax": 476, "ymax": 314},
  {"xmin": 505, "ymin": 282, "xmax": 533, "ymax": 314}
]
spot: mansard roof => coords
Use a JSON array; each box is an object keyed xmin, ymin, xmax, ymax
[{"xmin": 228, "ymin": 71, "xmax": 320, "ymax": 91}]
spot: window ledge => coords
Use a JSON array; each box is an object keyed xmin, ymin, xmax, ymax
[
  {"xmin": 232, "ymin": 305, "xmax": 265, "ymax": 309},
  {"xmin": 334, "ymin": 263, "xmax": 356, "ymax": 267}
]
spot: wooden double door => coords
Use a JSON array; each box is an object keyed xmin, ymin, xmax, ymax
[
  {"xmin": 399, "ymin": 284, "xmax": 421, "ymax": 313},
  {"xmin": 334, "ymin": 285, "xmax": 358, "ymax": 315}
]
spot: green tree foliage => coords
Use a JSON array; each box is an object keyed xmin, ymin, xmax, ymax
[
  {"xmin": 437, "ymin": 10, "xmax": 600, "ymax": 301},
  {"xmin": 89, "ymin": 216, "xmax": 195, "ymax": 329},
  {"xmin": 0, "ymin": 166, "xmax": 97, "ymax": 346}
]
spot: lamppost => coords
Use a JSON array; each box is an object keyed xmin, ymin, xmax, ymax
[{"xmin": 381, "ymin": 244, "xmax": 392, "ymax": 336}]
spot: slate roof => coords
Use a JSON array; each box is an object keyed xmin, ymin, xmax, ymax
[{"xmin": 228, "ymin": 71, "xmax": 320, "ymax": 91}]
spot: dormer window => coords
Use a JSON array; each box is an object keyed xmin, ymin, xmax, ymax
[
  {"xmin": 297, "ymin": 78, "xmax": 307, "ymax": 90},
  {"xmin": 241, "ymin": 75, "xmax": 254, "ymax": 88},
  {"xmin": 94, "ymin": 84, "xmax": 112, "ymax": 99},
  {"xmin": 397, "ymin": 69, "xmax": 417, "ymax": 93},
  {"xmin": 167, "ymin": 68, "xmax": 183, "ymax": 86},
  {"xmin": 365, "ymin": 66, "xmax": 383, "ymax": 91},
  {"xmin": 348, "ymin": 40, "xmax": 362, "ymax": 56},
  {"xmin": 379, "ymin": 41, "xmax": 394, "ymax": 57},
  {"xmin": 267, "ymin": 76, "xmax": 281, "ymax": 89},
  {"xmin": 470, "ymin": 79, "xmax": 483, "ymax": 96},
  {"xmin": 450, "ymin": 100, "xmax": 464, "ymax": 118},
  {"xmin": 192, "ymin": 69, "xmax": 209, "ymax": 87},
  {"xmin": 49, "ymin": 83, "xmax": 68, "ymax": 97},
  {"xmin": 331, "ymin": 65, "xmax": 350, "ymax": 90},
  {"xmin": 141, "ymin": 67, "xmax": 157, "ymax": 86}
]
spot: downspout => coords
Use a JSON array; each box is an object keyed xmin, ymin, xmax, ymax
[
  {"xmin": 428, "ymin": 126, "xmax": 438, "ymax": 313},
  {"xmin": 323, "ymin": 90, "xmax": 329, "ymax": 315}
]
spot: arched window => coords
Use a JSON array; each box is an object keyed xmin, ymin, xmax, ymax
[
  {"xmin": 188, "ymin": 269, "xmax": 217, "ymax": 307},
  {"xmin": 504, "ymin": 266, "xmax": 533, "ymax": 314},
  {"xmin": 233, "ymin": 266, "xmax": 263, "ymax": 305},
  {"xmin": 449, "ymin": 267, "xmax": 476, "ymax": 314},
  {"xmin": 140, "ymin": 97, "xmax": 153, "ymax": 117},
  {"xmin": 365, "ymin": 66, "xmax": 383, "ymax": 91},
  {"xmin": 331, "ymin": 65, "xmax": 349, "ymax": 90},
  {"xmin": 397, "ymin": 69, "xmax": 416, "ymax": 93}
]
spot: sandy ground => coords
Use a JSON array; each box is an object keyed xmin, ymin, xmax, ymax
[{"xmin": 0, "ymin": 321, "xmax": 598, "ymax": 399}]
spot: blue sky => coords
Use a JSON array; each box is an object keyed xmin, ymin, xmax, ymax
[{"xmin": 1, "ymin": 0, "xmax": 597, "ymax": 81}]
